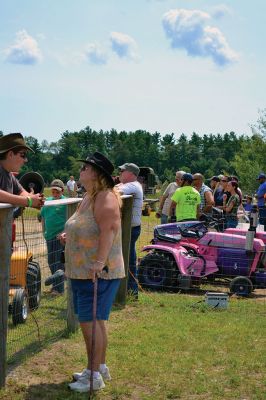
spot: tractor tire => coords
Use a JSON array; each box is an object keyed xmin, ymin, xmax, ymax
[
  {"xmin": 12, "ymin": 288, "xmax": 28, "ymax": 325},
  {"xmin": 229, "ymin": 276, "xmax": 253, "ymax": 297},
  {"xmin": 26, "ymin": 261, "xmax": 41, "ymax": 310},
  {"xmin": 138, "ymin": 252, "xmax": 177, "ymax": 291}
]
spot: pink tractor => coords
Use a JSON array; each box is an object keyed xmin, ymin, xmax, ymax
[{"xmin": 138, "ymin": 219, "xmax": 266, "ymax": 296}]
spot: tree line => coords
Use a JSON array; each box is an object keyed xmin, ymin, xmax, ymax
[{"xmin": 1, "ymin": 109, "xmax": 266, "ymax": 194}]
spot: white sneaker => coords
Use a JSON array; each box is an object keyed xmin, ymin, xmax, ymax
[
  {"xmin": 100, "ymin": 366, "xmax": 112, "ymax": 381},
  {"xmin": 73, "ymin": 368, "xmax": 89, "ymax": 381},
  {"xmin": 68, "ymin": 375, "xmax": 105, "ymax": 392},
  {"xmin": 73, "ymin": 366, "xmax": 111, "ymax": 381}
]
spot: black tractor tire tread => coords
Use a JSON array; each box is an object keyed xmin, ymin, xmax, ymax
[
  {"xmin": 26, "ymin": 261, "xmax": 41, "ymax": 310},
  {"xmin": 229, "ymin": 276, "xmax": 253, "ymax": 297},
  {"xmin": 138, "ymin": 251, "xmax": 177, "ymax": 291}
]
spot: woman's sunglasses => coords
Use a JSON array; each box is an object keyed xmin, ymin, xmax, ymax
[{"xmin": 80, "ymin": 164, "xmax": 90, "ymax": 172}]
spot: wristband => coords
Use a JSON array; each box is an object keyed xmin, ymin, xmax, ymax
[{"xmin": 27, "ymin": 197, "xmax": 33, "ymax": 207}]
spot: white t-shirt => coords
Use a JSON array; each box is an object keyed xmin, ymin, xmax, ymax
[
  {"xmin": 67, "ymin": 180, "xmax": 76, "ymax": 192},
  {"xmin": 162, "ymin": 182, "xmax": 178, "ymax": 215},
  {"xmin": 117, "ymin": 181, "xmax": 143, "ymax": 227}
]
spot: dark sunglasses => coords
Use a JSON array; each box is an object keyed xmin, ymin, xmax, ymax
[
  {"xmin": 18, "ymin": 151, "xmax": 27, "ymax": 159},
  {"xmin": 80, "ymin": 164, "xmax": 90, "ymax": 171}
]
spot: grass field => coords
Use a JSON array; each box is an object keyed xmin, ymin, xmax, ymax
[
  {"xmin": 1, "ymin": 292, "xmax": 266, "ymax": 400},
  {"xmin": 3, "ymin": 208, "xmax": 266, "ymax": 399}
]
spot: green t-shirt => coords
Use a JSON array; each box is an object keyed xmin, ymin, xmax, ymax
[
  {"xmin": 171, "ymin": 186, "xmax": 201, "ymax": 221},
  {"xmin": 40, "ymin": 196, "xmax": 67, "ymax": 240}
]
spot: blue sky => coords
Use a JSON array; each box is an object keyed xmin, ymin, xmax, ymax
[{"xmin": 0, "ymin": 0, "xmax": 265, "ymax": 143}]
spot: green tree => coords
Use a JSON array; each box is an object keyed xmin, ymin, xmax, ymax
[{"xmin": 231, "ymin": 134, "xmax": 266, "ymax": 193}]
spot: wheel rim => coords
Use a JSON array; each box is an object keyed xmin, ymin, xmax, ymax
[
  {"xmin": 235, "ymin": 283, "xmax": 249, "ymax": 295},
  {"xmin": 146, "ymin": 265, "xmax": 165, "ymax": 284},
  {"xmin": 22, "ymin": 297, "xmax": 28, "ymax": 320}
]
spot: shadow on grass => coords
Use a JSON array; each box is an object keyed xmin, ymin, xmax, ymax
[
  {"xmin": 23, "ymin": 382, "xmax": 88, "ymax": 400},
  {"xmin": 7, "ymin": 328, "xmax": 70, "ymax": 374}
]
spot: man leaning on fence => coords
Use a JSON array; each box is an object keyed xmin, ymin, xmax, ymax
[
  {"xmin": 0, "ymin": 133, "xmax": 43, "ymax": 208},
  {"xmin": 116, "ymin": 162, "xmax": 143, "ymax": 299}
]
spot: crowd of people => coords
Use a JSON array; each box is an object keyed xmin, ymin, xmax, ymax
[
  {"xmin": 157, "ymin": 171, "xmax": 266, "ymax": 231},
  {"xmin": 1, "ymin": 131, "xmax": 266, "ymax": 394}
]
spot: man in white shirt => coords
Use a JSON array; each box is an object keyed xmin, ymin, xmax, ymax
[
  {"xmin": 156, "ymin": 170, "xmax": 186, "ymax": 223},
  {"xmin": 66, "ymin": 175, "xmax": 77, "ymax": 197},
  {"xmin": 116, "ymin": 163, "xmax": 143, "ymax": 299}
]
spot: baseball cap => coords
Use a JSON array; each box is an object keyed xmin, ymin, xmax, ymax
[
  {"xmin": 256, "ymin": 173, "xmax": 266, "ymax": 180},
  {"xmin": 182, "ymin": 173, "xmax": 193, "ymax": 182},
  {"xmin": 50, "ymin": 179, "xmax": 64, "ymax": 191},
  {"xmin": 119, "ymin": 163, "xmax": 140, "ymax": 176}
]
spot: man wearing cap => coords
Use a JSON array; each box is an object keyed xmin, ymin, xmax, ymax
[
  {"xmin": 40, "ymin": 179, "xmax": 67, "ymax": 295},
  {"xmin": 256, "ymin": 173, "xmax": 266, "ymax": 231},
  {"xmin": 0, "ymin": 133, "xmax": 43, "ymax": 208},
  {"xmin": 169, "ymin": 173, "xmax": 201, "ymax": 221},
  {"xmin": 116, "ymin": 163, "xmax": 143, "ymax": 298}
]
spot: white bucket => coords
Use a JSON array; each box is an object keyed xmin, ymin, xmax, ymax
[{"xmin": 205, "ymin": 292, "xmax": 229, "ymax": 309}]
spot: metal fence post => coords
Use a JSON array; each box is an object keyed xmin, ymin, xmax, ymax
[
  {"xmin": 115, "ymin": 195, "xmax": 133, "ymax": 305},
  {"xmin": 0, "ymin": 206, "xmax": 13, "ymax": 388}
]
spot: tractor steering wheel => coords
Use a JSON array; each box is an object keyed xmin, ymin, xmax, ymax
[{"xmin": 179, "ymin": 223, "xmax": 204, "ymax": 238}]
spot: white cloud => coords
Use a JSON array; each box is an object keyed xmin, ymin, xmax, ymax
[
  {"xmin": 211, "ymin": 4, "xmax": 232, "ymax": 19},
  {"xmin": 4, "ymin": 30, "xmax": 42, "ymax": 65},
  {"xmin": 85, "ymin": 43, "xmax": 108, "ymax": 65},
  {"xmin": 110, "ymin": 31, "xmax": 138, "ymax": 60},
  {"xmin": 162, "ymin": 8, "xmax": 238, "ymax": 66}
]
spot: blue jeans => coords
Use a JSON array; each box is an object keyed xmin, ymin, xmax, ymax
[
  {"xmin": 161, "ymin": 214, "xmax": 168, "ymax": 224},
  {"xmin": 225, "ymin": 217, "xmax": 238, "ymax": 229},
  {"xmin": 258, "ymin": 206, "xmax": 266, "ymax": 231},
  {"xmin": 128, "ymin": 225, "xmax": 141, "ymax": 295},
  {"xmin": 46, "ymin": 238, "xmax": 65, "ymax": 293}
]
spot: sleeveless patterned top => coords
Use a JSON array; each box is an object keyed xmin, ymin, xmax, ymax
[{"xmin": 64, "ymin": 200, "xmax": 125, "ymax": 280}]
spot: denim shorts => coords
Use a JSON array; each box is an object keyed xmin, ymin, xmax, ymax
[{"xmin": 70, "ymin": 278, "xmax": 121, "ymax": 322}]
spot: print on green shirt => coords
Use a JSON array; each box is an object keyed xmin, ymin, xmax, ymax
[{"xmin": 171, "ymin": 186, "xmax": 201, "ymax": 221}]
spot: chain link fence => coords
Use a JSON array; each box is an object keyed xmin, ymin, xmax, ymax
[{"xmin": 7, "ymin": 204, "xmax": 73, "ymax": 366}]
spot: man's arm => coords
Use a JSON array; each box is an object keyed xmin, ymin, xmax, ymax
[
  {"xmin": 168, "ymin": 200, "xmax": 177, "ymax": 219},
  {"xmin": 156, "ymin": 194, "xmax": 168, "ymax": 217},
  {"xmin": 0, "ymin": 189, "xmax": 28, "ymax": 207},
  {"xmin": 196, "ymin": 204, "xmax": 200, "ymax": 220},
  {"xmin": 203, "ymin": 191, "xmax": 215, "ymax": 213},
  {"xmin": 0, "ymin": 189, "xmax": 43, "ymax": 208}
]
